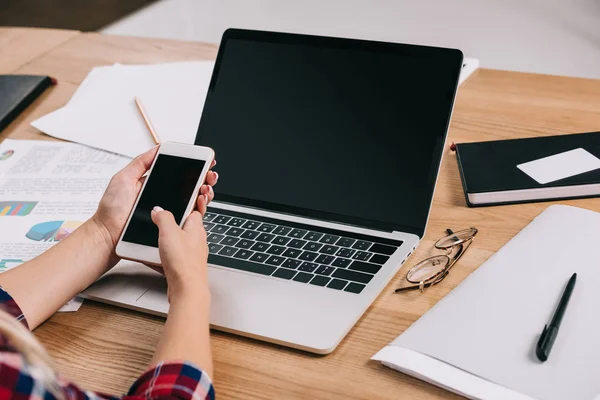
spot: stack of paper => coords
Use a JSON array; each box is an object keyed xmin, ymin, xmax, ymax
[
  {"xmin": 0, "ymin": 139, "xmax": 131, "ymax": 312},
  {"xmin": 373, "ymin": 205, "xmax": 600, "ymax": 400},
  {"xmin": 31, "ymin": 61, "xmax": 215, "ymax": 158}
]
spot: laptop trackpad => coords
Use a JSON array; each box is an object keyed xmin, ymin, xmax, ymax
[
  {"xmin": 136, "ymin": 276, "xmax": 169, "ymax": 315},
  {"xmin": 83, "ymin": 260, "xmax": 159, "ymax": 305}
]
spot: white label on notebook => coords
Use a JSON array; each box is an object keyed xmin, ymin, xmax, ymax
[{"xmin": 517, "ymin": 148, "xmax": 600, "ymax": 184}]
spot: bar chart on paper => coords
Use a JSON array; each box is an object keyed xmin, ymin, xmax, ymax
[
  {"xmin": 25, "ymin": 220, "xmax": 82, "ymax": 242},
  {"xmin": 0, "ymin": 201, "xmax": 37, "ymax": 216},
  {"xmin": 0, "ymin": 259, "xmax": 23, "ymax": 272}
]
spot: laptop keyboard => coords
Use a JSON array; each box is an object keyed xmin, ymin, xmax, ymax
[{"xmin": 204, "ymin": 208, "xmax": 403, "ymax": 294}]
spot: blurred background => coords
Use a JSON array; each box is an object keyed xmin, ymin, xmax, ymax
[{"xmin": 2, "ymin": 0, "xmax": 599, "ymax": 79}]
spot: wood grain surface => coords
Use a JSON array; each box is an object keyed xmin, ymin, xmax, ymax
[
  {"xmin": 0, "ymin": 27, "xmax": 79, "ymax": 74},
  {"xmin": 2, "ymin": 28, "xmax": 600, "ymax": 399}
]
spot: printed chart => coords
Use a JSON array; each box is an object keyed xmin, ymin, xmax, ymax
[
  {"xmin": 26, "ymin": 220, "xmax": 82, "ymax": 242},
  {"xmin": 0, "ymin": 150, "xmax": 14, "ymax": 161},
  {"xmin": 0, "ymin": 259, "xmax": 23, "ymax": 272},
  {"xmin": 0, "ymin": 201, "xmax": 37, "ymax": 216}
]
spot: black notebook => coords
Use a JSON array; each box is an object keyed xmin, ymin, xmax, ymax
[
  {"xmin": 456, "ymin": 131, "xmax": 600, "ymax": 206},
  {"xmin": 0, "ymin": 75, "xmax": 54, "ymax": 133}
]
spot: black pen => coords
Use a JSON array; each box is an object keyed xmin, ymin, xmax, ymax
[{"xmin": 536, "ymin": 273, "xmax": 577, "ymax": 362}]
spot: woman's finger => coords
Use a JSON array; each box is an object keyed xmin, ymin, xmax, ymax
[
  {"xmin": 206, "ymin": 170, "xmax": 218, "ymax": 186},
  {"xmin": 199, "ymin": 185, "xmax": 214, "ymax": 204},
  {"xmin": 207, "ymin": 185, "xmax": 214, "ymax": 202},
  {"xmin": 125, "ymin": 146, "xmax": 159, "ymax": 180},
  {"xmin": 151, "ymin": 207, "xmax": 179, "ymax": 238},
  {"xmin": 211, "ymin": 159, "xmax": 217, "ymax": 168},
  {"xmin": 196, "ymin": 191, "xmax": 208, "ymax": 215}
]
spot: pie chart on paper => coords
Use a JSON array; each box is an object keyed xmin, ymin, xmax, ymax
[{"xmin": 25, "ymin": 220, "xmax": 82, "ymax": 242}]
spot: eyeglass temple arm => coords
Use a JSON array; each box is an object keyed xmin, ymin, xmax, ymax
[
  {"xmin": 446, "ymin": 238, "xmax": 472, "ymax": 271},
  {"xmin": 394, "ymin": 279, "xmax": 441, "ymax": 293}
]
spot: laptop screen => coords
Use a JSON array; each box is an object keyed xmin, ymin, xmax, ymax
[{"xmin": 196, "ymin": 30, "xmax": 462, "ymax": 235}]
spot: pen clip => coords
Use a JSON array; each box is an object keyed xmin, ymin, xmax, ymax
[
  {"xmin": 539, "ymin": 324, "xmax": 548, "ymax": 342},
  {"xmin": 536, "ymin": 324, "xmax": 550, "ymax": 362},
  {"xmin": 536, "ymin": 324, "xmax": 559, "ymax": 362}
]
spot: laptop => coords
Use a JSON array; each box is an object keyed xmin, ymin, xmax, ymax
[{"xmin": 82, "ymin": 29, "xmax": 463, "ymax": 354}]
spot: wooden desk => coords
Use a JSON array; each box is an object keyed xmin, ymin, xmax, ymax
[
  {"xmin": 2, "ymin": 28, "xmax": 600, "ymax": 399},
  {"xmin": 0, "ymin": 27, "xmax": 79, "ymax": 74}
]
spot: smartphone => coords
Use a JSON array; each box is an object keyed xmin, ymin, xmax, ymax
[{"xmin": 116, "ymin": 142, "xmax": 215, "ymax": 265}]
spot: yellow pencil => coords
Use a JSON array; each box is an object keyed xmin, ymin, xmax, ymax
[{"xmin": 134, "ymin": 97, "xmax": 161, "ymax": 145}]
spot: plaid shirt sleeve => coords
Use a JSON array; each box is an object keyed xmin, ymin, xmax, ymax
[
  {"xmin": 126, "ymin": 362, "xmax": 215, "ymax": 400},
  {"xmin": 0, "ymin": 286, "xmax": 215, "ymax": 400},
  {"xmin": 0, "ymin": 285, "xmax": 28, "ymax": 329}
]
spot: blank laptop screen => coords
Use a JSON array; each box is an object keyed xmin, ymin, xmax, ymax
[{"xmin": 196, "ymin": 30, "xmax": 462, "ymax": 234}]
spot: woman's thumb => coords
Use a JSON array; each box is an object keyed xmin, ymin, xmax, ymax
[{"xmin": 151, "ymin": 206, "xmax": 178, "ymax": 236}]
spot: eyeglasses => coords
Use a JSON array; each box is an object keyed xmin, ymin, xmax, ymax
[{"xmin": 395, "ymin": 227, "xmax": 478, "ymax": 294}]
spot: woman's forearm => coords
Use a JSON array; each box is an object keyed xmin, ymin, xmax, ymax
[
  {"xmin": 151, "ymin": 288, "xmax": 213, "ymax": 378},
  {"xmin": 0, "ymin": 216, "xmax": 116, "ymax": 329}
]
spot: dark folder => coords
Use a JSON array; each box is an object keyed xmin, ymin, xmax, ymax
[
  {"xmin": 0, "ymin": 75, "xmax": 54, "ymax": 133},
  {"xmin": 455, "ymin": 131, "xmax": 600, "ymax": 207}
]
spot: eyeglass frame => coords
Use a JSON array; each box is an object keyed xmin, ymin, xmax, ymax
[{"xmin": 395, "ymin": 227, "xmax": 478, "ymax": 294}]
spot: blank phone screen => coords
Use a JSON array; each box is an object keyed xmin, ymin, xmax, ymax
[{"xmin": 122, "ymin": 154, "xmax": 206, "ymax": 247}]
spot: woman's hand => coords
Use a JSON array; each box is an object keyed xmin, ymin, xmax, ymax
[
  {"xmin": 151, "ymin": 207, "xmax": 209, "ymax": 303},
  {"xmin": 150, "ymin": 205, "xmax": 214, "ymax": 377},
  {"xmin": 93, "ymin": 146, "xmax": 218, "ymax": 249}
]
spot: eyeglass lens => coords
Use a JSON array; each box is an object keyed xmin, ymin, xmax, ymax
[
  {"xmin": 435, "ymin": 227, "xmax": 478, "ymax": 249},
  {"xmin": 406, "ymin": 255, "xmax": 449, "ymax": 283}
]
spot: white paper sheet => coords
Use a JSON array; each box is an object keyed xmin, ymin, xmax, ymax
[
  {"xmin": 31, "ymin": 61, "xmax": 215, "ymax": 158},
  {"xmin": 58, "ymin": 297, "xmax": 84, "ymax": 312},
  {"xmin": 377, "ymin": 205, "xmax": 600, "ymax": 400},
  {"xmin": 372, "ymin": 347, "xmax": 534, "ymax": 400},
  {"xmin": 0, "ymin": 139, "xmax": 130, "ymax": 312}
]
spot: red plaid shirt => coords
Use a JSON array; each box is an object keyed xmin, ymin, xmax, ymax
[{"xmin": 0, "ymin": 287, "xmax": 215, "ymax": 399}]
